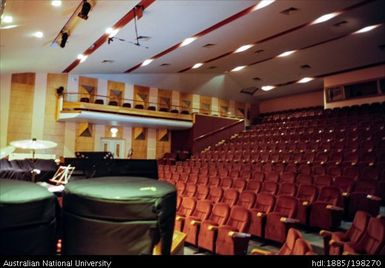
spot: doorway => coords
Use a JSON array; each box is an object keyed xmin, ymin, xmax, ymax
[{"xmin": 101, "ymin": 138, "xmax": 125, "ymax": 159}]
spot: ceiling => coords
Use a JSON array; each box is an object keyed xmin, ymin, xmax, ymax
[{"xmin": 1, "ymin": 0, "xmax": 384, "ymax": 103}]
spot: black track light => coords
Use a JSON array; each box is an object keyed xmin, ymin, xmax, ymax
[
  {"xmin": 60, "ymin": 32, "xmax": 69, "ymax": 48},
  {"xmin": 78, "ymin": 0, "xmax": 91, "ymax": 20}
]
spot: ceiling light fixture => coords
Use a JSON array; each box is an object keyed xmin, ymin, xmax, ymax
[
  {"xmin": 192, "ymin": 63, "xmax": 203, "ymax": 69},
  {"xmin": 261, "ymin": 85, "xmax": 275, "ymax": 91},
  {"xmin": 231, "ymin": 66, "xmax": 246, "ymax": 72},
  {"xmin": 297, "ymin": 77, "xmax": 314, "ymax": 83},
  {"xmin": 253, "ymin": 0, "xmax": 275, "ymax": 11},
  {"xmin": 311, "ymin": 12, "xmax": 340, "ymax": 25},
  {"xmin": 0, "ymin": 25, "xmax": 18, "ymax": 30},
  {"xmin": 77, "ymin": 54, "xmax": 88, "ymax": 63},
  {"xmin": 277, "ymin": 50, "xmax": 296, "ymax": 57},
  {"xmin": 78, "ymin": 0, "xmax": 91, "ymax": 20},
  {"xmin": 180, "ymin": 37, "xmax": 197, "ymax": 47},
  {"xmin": 51, "ymin": 0, "xmax": 62, "ymax": 7},
  {"xmin": 33, "ymin": 31, "xmax": 44, "ymax": 38},
  {"xmin": 141, "ymin": 59, "xmax": 153, "ymax": 66},
  {"xmin": 110, "ymin": 127, "xmax": 118, "ymax": 138},
  {"xmin": 234, "ymin": 44, "xmax": 254, "ymax": 53},
  {"xmin": 353, "ymin": 24, "xmax": 380, "ymax": 34},
  {"xmin": 1, "ymin": 15, "xmax": 13, "ymax": 24}
]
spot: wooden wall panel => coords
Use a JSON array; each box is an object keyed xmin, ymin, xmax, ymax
[
  {"xmin": 7, "ymin": 73, "xmax": 35, "ymax": 150},
  {"xmin": 180, "ymin": 92, "xmax": 192, "ymax": 113},
  {"xmin": 200, "ymin": 95, "xmax": 211, "ymax": 114},
  {"xmin": 43, "ymin": 73, "xmax": 68, "ymax": 157},
  {"xmin": 132, "ymin": 127, "xmax": 147, "ymax": 159},
  {"xmin": 156, "ymin": 129, "xmax": 171, "ymax": 159},
  {"xmin": 219, "ymin": 99, "xmax": 229, "ymax": 116},
  {"xmin": 79, "ymin": 76, "xmax": 97, "ymax": 102},
  {"xmin": 134, "ymin": 85, "xmax": 149, "ymax": 109},
  {"xmin": 158, "ymin": 89, "xmax": 172, "ymax": 110},
  {"xmin": 108, "ymin": 81, "xmax": 124, "ymax": 106},
  {"xmin": 75, "ymin": 123, "xmax": 94, "ymax": 152}
]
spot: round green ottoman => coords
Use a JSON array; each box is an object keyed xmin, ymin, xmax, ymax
[
  {"xmin": 62, "ymin": 177, "xmax": 176, "ymax": 255},
  {"xmin": 0, "ymin": 179, "xmax": 57, "ymax": 255}
]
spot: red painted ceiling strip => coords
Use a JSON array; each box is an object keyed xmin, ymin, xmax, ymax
[
  {"xmin": 63, "ymin": 0, "xmax": 156, "ymax": 73},
  {"xmin": 124, "ymin": 3, "xmax": 258, "ymax": 73},
  {"xmin": 178, "ymin": 0, "xmax": 376, "ymax": 73}
]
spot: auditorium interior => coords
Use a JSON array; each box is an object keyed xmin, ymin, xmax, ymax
[{"xmin": 1, "ymin": 0, "xmax": 385, "ymax": 256}]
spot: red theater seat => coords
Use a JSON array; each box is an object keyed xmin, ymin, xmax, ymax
[
  {"xmin": 221, "ymin": 189, "xmax": 239, "ymax": 207},
  {"xmin": 175, "ymin": 197, "xmax": 196, "ymax": 231},
  {"xmin": 184, "ymin": 200, "xmax": 213, "ymax": 246},
  {"xmin": 207, "ymin": 187, "xmax": 224, "ymax": 203},
  {"xmin": 249, "ymin": 193, "xmax": 275, "ymax": 238},
  {"xmin": 215, "ymin": 206, "xmax": 251, "ymax": 255},
  {"xmin": 347, "ymin": 180, "xmax": 381, "ymax": 218},
  {"xmin": 264, "ymin": 196, "xmax": 299, "ymax": 243},
  {"xmin": 236, "ymin": 191, "xmax": 256, "ymax": 209},
  {"xmin": 260, "ymin": 181, "xmax": 278, "ymax": 195},
  {"xmin": 309, "ymin": 186, "xmax": 343, "ymax": 230},
  {"xmin": 194, "ymin": 185, "xmax": 209, "ymax": 200},
  {"xmin": 197, "ymin": 203, "xmax": 230, "ymax": 253},
  {"xmin": 277, "ymin": 183, "xmax": 297, "ymax": 197},
  {"xmin": 320, "ymin": 211, "xmax": 370, "ymax": 255}
]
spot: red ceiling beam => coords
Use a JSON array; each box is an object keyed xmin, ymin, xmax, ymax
[
  {"xmin": 63, "ymin": 0, "xmax": 156, "ymax": 73},
  {"xmin": 124, "ymin": 2, "xmax": 258, "ymax": 73}
]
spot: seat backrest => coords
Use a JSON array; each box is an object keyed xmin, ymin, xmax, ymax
[
  {"xmin": 254, "ymin": 193, "xmax": 275, "ymax": 213},
  {"xmin": 292, "ymin": 239, "xmax": 314, "ymax": 255},
  {"xmin": 313, "ymin": 175, "xmax": 333, "ymax": 189},
  {"xmin": 246, "ymin": 180, "xmax": 261, "ymax": 192},
  {"xmin": 333, "ymin": 176, "xmax": 354, "ymax": 194},
  {"xmin": 183, "ymin": 183, "xmax": 197, "ymax": 197},
  {"xmin": 273, "ymin": 196, "xmax": 298, "ymax": 218},
  {"xmin": 280, "ymin": 172, "xmax": 296, "ymax": 184},
  {"xmin": 260, "ymin": 181, "xmax": 278, "ymax": 195},
  {"xmin": 264, "ymin": 171, "xmax": 279, "ymax": 182},
  {"xmin": 237, "ymin": 191, "xmax": 256, "ymax": 209},
  {"xmin": 353, "ymin": 217, "xmax": 385, "ymax": 254},
  {"xmin": 190, "ymin": 200, "xmax": 212, "ymax": 221},
  {"xmin": 221, "ymin": 189, "xmax": 239, "ymax": 207},
  {"xmin": 225, "ymin": 206, "xmax": 251, "ymax": 232},
  {"xmin": 233, "ymin": 179, "xmax": 246, "ymax": 192},
  {"xmin": 296, "ymin": 185, "xmax": 318, "ymax": 203},
  {"xmin": 195, "ymin": 185, "xmax": 209, "ymax": 200},
  {"xmin": 277, "ymin": 228, "xmax": 303, "ymax": 255},
  {"xmin": 252, "ymin": 171, "xmax": 264, "ymax": 182},
  {"xmin": 207, "ymin": 187, "xmax": 223, "ymax": 203},
  {"xmin": 277, "ymin": 183, "xmax": 297, "ymax": 197},
  {"xmin": 353, "ymin": 180, "xmax": 377, "ymax": 194},
  {"xmin": 345, "ymin": 211, "xmax": 371, "ymax": 243},
  {"xmin": 178, "ymin": 197, "xmax": 196, "ymax": 217},
  {"xmin": 296, "ymin": 174, "xmax": 313, "ymax": 185},
  {"xmin": 317, "ymin": 186, "xmax": 341, "ymax": 206},
  {"xmin": 208, "ymin": 203, "xmax": 231, "ymax": 225}
]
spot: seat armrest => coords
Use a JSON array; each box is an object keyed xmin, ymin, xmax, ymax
[
  {"xmin": 256, "ymin": 212, "xmax": 266, "ymax": 217},
  {"xmin": 176, "ymin": 215, "xmax": 185, "ymax": 221},
  {"xmin": 280, "ymin": 217, "xmax": 300, "ymax": 223},
  {"xmin": 319, "ymin": 230, "xmax": 332, "ymax": 239},
  {"xmin": 326, "ymin": 205, "xmax": 344, "ymax": 211},
  {"xmin": 228, "ymin": 231, "xmax": 251, "ymax": 238},
  {"xmin": 190, "ymin": 220, "xmax": 201, "ymax": 226},
  {"xmin": 251, "ymin": 248, "xmax": 274, "ymax": 255},
  {"xmin": 208, "ymin": 225, "xmax": 218, "ymax": 231},
  {"xmin": 367, "ymin": 194, "xmax": 381, "ymax": 201}
]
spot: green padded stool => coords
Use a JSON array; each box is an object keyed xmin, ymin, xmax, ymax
[
  {"xmin": 62, "ymin": 176, "xmax": 176, "ymax": 255},
  {"xmin": 0, "ymin": 179, "xmax": 57, "ymax": 255}
]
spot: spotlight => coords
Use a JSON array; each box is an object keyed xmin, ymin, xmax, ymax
[
  {"xmin": 78, "ymin": 0, "xmax": 91, "ymax": 20},
  {"xmin": 60, "ymin": 32, "xmax": 69, "ymax": 48}
]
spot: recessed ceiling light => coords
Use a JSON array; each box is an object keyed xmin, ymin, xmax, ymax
[
  {"xmin": 231, "ymin": 66, "xmax": 246, "ymax": 72},
  {"xmin": 51, "ymin": 0, "xmax": 62, "ymax": 7},
  {"xmin": 261, "ymin": 85, "xmax": 275, "ymax": 91},
  {"xmin": 253, "ymin": 0, "xmax": 275, "ymax": 11},
  {"xmin": 353, "ymin": 24, "xmax": 380, "ymax": 34},
  {"xmin": 234, "ymin": 44, "xmax": 254, "ymax": 53},
  {"xmin": 0, "ymin": 25, "xmax": 18, "ymax": 30},
  {"xmin": 106, "ymin": 27, "xmax": 119, "ymax": 37},
  {"xmin": 77, "ymin": 54, "xmax": 88, "ymax": 63},
  {"xmin": 297, "ymin": 77, "xmax": 314, "ymax": 83},
  {"xmin": 311, "ymin": 12, "xmax": 340, "ymax": 25},
  {"xmin": 33, "ymin": 31, "xmax": 44, "ymax": 38},
  {"xmin": 1, "ymin": 15, "xmax": 13, "ymax": 24},
  {"xmin": 180, "ymin": 37, "xmax": 197, "ymax": 47},
  {"xmin": 192, "ymin": 63, "xmax": 203, "ymax": 69},
  {"xmin": 141, "ymin": 59, "xmax": 153, "ymax": 66},
  {"xmin": 277, "ymin": 50, "xmax": 296, "ymax": 57}
]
